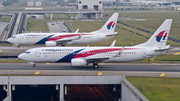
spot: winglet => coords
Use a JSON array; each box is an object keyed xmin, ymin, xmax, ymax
[
  {"xmin": 75, "ymin": 28, "xmax": 79, "ymax": 33},
  {"xmin": 77, "ymin": 32, "xmax": 83, "ymax": 39},
  {"xmin": 114, "ymin": 47, "xmax": 125, "ymax": 57},
  {"xmin": 110, "ymin": 40, "xmax": 116, "ymax": 47}
]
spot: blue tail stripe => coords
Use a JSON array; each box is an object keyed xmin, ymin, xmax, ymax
[
  {"xmin": 107, "ymin": 25, "xmax": 111, "ymax": 29},
  {"xmin": 35, "ymin": 34, "xmax": 54, "ymax": 44},
  {"xmin": 56, "ymin": 49, "xmax": 84, "ymax": 62},
  {"xmin": 163, "ymin": 36, "xmax": 166, "ymax": 40},
  {"xmin": 156, "ymin": 36, "xmax": 162, "ymax": 42}
]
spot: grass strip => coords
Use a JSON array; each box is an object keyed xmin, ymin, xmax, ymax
[{"xmin": 127, "ymin": 77, "xmax": 180, "ymax": 101}]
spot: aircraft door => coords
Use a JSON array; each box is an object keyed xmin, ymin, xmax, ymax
[
  {"xmin": 35, "ymin": 49, "xmax": 40, "ymax": 57},
  {"xmin": 142, "ymin": 49, "xmax": 146, "ymax": 57}
]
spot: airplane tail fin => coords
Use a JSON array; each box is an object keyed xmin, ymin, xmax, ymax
[
  {"xmin": 91, "ymin": 13, "xmax": 119, "ymax": 34},
  {"xmin": 135, "ymin": 19, "xmax": 172, "ymax": 48}
]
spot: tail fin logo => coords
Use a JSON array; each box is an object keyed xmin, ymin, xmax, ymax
[
  {"xmin": 156, "ymin": 31, "xmax": 168, "ymax": 42},
  {"xmin": 107, "ymin": 21, "xmax": 116, "ymax": 30}
]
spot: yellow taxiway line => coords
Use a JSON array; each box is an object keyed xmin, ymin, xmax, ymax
[
  {"xmin": 173, "ymin": 64, "xmax": 178, "ymax": 68},
  {"xmin": 35, "ymin": 71, "xmax": 40, "ymax": 75},
  {"xmin": 174, "ymin": 52, "xmax": 180, "ymax": 55},
  {"xmin": 160, "ymin": 73, "xmax": 165, "ymax": 77},
  {"xmin": 99, "ymin": 63, "xmax": 105, "ymax": 65},
  {"xmin": 97, "ymin": 72, "xmax": 103, "ymax": 76},
  {"xmin": 151, "ymin": 63, "xmax": 159, "ymax": 65}
]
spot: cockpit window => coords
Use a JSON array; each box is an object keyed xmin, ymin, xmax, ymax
[
  {"xmin": 24, "ymin": 51, "xmax": 30, "ymax": 54},
  {"xmin": 12, "ymin": 36, "xmax": 16, "ymax": 38}
]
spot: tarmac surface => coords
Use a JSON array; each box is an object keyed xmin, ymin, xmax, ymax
[
  {"xmin": 0, "ymin": 63, "xmax": 180, "ymax": 77},
  {"xmin": 47, "ymin": 21, "xmax": 69, "ymax": 33},
  {"xmin": 0, "ymin": 46, "xmax": 180, "ymax": 77},
  {"xmin": 0, "ymin": 45, "xmax": 180, "ymax": 54}
]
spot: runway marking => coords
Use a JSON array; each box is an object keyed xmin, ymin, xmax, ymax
[
  {"xmin": 174, "ymin": 52, "xmax": 180, "ymax": 55},
  {"xmin": 46, "ymin": 63, "xmax": 50, "ymax": 65},
  {"xmin": 99, "ymin": 63, "xmax": 105, "ymax": 65},
  {"xmin": 173, "ymin": 65, "xmax": 178, "ymax": 67},
  {"xmin": 160, "ymin": 73, "xmax": 165, "ymax": 77},
  {"xmin": 35, "ymin": 71, "xmax": 40, "ymax": 75},
  {"xmin": 151, "ymin": 63, "xmax": 159, "ymax": 65},
  {"xmin": 97, "ymin": 72, "xmax": 103, "ymax": 76}
]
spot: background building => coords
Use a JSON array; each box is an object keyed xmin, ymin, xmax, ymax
[
  {"xmin": 27, "ymin": 0, "xmax": 42, "ymax": 7},
  {"xmin": 103, "ymin": 0, "xmax": 117, "ymax": 6},
  {"xmin": 76, "ymin": 0, "xmax": 103, "ymax": 11},
  {"xmin": 76, "ymin": 0, "xmax": 103, "ymax": 19}
]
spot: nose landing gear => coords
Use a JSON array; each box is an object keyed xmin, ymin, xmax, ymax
[
  {"xmin": 28, "ymin": 62, "xmax": 36, "ymax": 67},
  {"xmin": 14, "ymin": 44, "xmax": 20, "ymax": 48}
]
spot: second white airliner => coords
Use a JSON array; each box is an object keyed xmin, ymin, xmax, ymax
[
  {"xmin": 18, "ymin": 19, "xmax": 172, "ymax": 68},
  {"xmin": 7, "ymin": 13, "xmax": 119, "ymax": 47}
]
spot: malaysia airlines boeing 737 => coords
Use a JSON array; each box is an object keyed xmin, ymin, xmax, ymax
[
  {"xmin": 18, "ymin": 19, "xmax": 172, "ymax": 68},
  {"xmin": 7, "ymin": 13, "xmax": 119, "ymax": 47}
]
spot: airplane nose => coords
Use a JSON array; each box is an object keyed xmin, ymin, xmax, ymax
[
  {"xmin": 18, "ymin": 54, "xmax": 24, "ymax": 60},
  {"xmin": 7, "ymin": 38, "xmax": 12, "ymax": 43}
]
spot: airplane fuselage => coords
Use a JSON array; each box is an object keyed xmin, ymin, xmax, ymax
[
  {"xmin": 8, "ymin": 33, "xmax": 114, "ymax": 45},
  {"xmin": 18, "ymin": 46, "xmax": 163, "ymax": 63}
]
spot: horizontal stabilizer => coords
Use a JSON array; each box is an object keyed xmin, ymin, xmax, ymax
[
  {"xmin": 155, "ymin": 45, "xmax": 173, "ymax": 51},
  {"xmin": 106, "ymin": 32, "xmax": 118, "ymax": 36}
]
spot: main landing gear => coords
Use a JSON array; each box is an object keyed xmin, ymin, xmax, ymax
[
  {"xmin": 93, "ymin": 63, "xmax": 99, "ymax": 69},
  {"xmin": 32, "ymin": 64, "xmax": 36, "ymax": 67}
]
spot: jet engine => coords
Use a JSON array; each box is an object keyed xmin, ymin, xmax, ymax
[
  {"xmin": 71, "ymin": 58, "xmax": 87, "ymax": 66},
  {"xmin": 45, "ymin": 41, "xmax": 57, "ymax": 47}
]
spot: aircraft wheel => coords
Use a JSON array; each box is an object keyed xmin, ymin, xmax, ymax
[
  {"xmin": 32, "ymin": 64, "xmax": 36, "ymax": 67},
  {"xmin": 17, "ymin": 45, "xmax": 20, "ymax": 48},
  {"xmin": 93, "ymin": 63, "xmax": 99, "ymax": 69}
]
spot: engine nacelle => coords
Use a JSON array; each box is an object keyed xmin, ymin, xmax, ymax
[
  {"xmin": 45, "ymin": 41, "xmax": 57, "ymax": 47},
  {"xmin": 71, "ymin": 58, "xmax": 86, "ymax": 66}
]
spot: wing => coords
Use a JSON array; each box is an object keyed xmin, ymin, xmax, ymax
[
  {"xmin": 85, "ymin": 47, "xmax": 125, "ymax": 63},
  {"xmin": 55, "ymin": 32, "xmax": 83, "ymax": 44},
  {"xmin": 86, "ymin": 56, "xmax": 111, "ymax": 63}
]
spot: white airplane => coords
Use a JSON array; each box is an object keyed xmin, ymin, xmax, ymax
[
  {"xmin": 18, "ymin": 19, "xmax": 172, "ymax": 68},
  {"xmin": 7, "ymin": 13, "xmax": 119, "ymax": 47}
]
